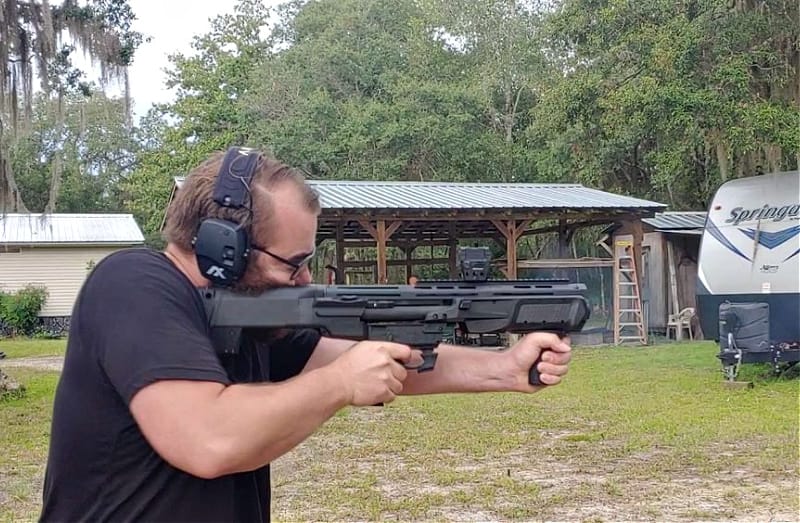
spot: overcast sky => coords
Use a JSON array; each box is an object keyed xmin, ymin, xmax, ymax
[
  {"xmin": 96, "ymin": 0, "xmax": 285, "ymax": 122},
  {"xmin": 121, "ymin": 0, "xmax": 235, "ymax": 121}
]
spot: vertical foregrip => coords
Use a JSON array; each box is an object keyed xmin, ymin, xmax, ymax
[{"xmin": 402, "ymin": 347, "xmax": 439, "ymax": 372}]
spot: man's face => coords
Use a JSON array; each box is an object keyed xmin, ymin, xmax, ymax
[{"xmin": 238, "ymin": 184, "xmax": 318, "ymax": 291}]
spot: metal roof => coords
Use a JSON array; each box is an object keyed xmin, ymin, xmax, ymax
[
  {"xmin": 0, "ymin": 213, "xmax": 145, "ymax": 245},
  {"xmin": 642, "ymin": 212, "xmax": 707, "ymax": 230},
  {"xmin": 174, "ymin": 177, "xmax": 665, "ymax": 211}
]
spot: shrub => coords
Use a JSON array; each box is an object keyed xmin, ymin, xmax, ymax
[{"xmin": 0, "ymin": 285, "xmax": 49, "ymax": 336}]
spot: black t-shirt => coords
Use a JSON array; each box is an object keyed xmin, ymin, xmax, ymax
[{"xmin": 40, "ymin": 248, "xmax": 320, "ymax": 522}]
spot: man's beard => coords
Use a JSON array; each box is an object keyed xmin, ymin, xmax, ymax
[{"xmin": 232, "ymin": 268, "xmax": 280, "ymax": 294}]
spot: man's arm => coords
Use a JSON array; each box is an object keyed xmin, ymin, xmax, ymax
[
  {"xmin": 401, "ymin": 333, "xmax": 571, "ymax": 394},
  {"xmin": 129, "ymin": 340, "xmax": 412, "ymax": 479},
  {"xmin": 302, "ymin": 336, "xmax": 357, "ymax": 371},
  {"xmin": 307, "ymin": 333, "xmax": 572, "ymax": 396}
]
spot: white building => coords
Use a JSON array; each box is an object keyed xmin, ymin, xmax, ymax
[{"xmin": 0, "ymin": 213, "xmax": 145, "ymax": 319}]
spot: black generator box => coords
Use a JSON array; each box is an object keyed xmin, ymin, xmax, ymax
[{"xmin": 718, "ymin": 302, "xmax": 771, "ymax": 353}]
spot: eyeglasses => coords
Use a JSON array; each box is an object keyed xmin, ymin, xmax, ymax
[{"xmin": 251, "ymin": 244, "xmax": 315, "ymax": 280}]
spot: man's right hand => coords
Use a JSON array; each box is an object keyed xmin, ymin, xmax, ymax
[{"xmin": 328, "ymin": 341, "xmax": 413, "ymax": 406}]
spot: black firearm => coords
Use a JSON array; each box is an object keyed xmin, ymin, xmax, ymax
[{"xmin": 199, "ymin": 279, "xmax": 590, "ymax": 386}]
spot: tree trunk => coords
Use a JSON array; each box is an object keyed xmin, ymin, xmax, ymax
[
  {"xmin": 0, "ymin": 150, "xmax": 29, "ymax": 213},
  {"xmin": 44, "ymin": 92, "xmax": 66, "ymax": 214},
  {"xmin": 715, "ymin": 140, "xmax": 729, "ymax": 181}
]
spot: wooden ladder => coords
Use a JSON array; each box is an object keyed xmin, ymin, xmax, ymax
[{"xmin": 614, "ymin": 251, "xmax": 647, "ymax": 345}]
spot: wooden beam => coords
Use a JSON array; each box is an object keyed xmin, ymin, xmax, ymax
[
  {"xmin": 596, "ymin": 233, "xmax": 614, "ymax": 256},
  {"xmin": 490, "ymin": 219, "xmax": 510, "ymax": 240},
  {"xmin": 335, "ymin": 222, "xmax": 345, "ymax": 275},
  {"xmin": 357, "ymin": 219, "xmax": 378, "ymax": 239},
  {"xmin": 342, "ymin": 258, "xmax": 451, "ymax": 268},
  {"xmin": 385, "ymin": 220, "xmax": 403, "ymax": 238},
  {"xmin": 338, "ymin": 240, "xmax": 453, "ymax": 249},
  {"xmin": 515, "ymin": 258, "xmax": 615, "ymax": 269}
]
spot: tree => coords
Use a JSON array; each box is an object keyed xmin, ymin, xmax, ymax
[
  {"xmin": 124, "ymin": 0, "xmax": 273, "ymax": 238},
  {"xmin": 246, "ymin": 0, "xmax": 547, "ymax": 182},
  {"xmin": 9, "ymin": 88, "xmax": 141, "ymax": 213},
  {"xmin": 1, "ymin": 0, "xmax": 143, "ymax": 213},
  {"xmin": 529, "ymin": 0, "xmax": 799, "ymax": 208}
]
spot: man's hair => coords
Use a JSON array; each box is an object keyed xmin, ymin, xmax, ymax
[{"xmin": 163, "ymin": 150, "xmax": 321, "ymax": 251}]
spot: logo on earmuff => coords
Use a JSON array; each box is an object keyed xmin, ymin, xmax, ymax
[{"xmin": 206, "ymin": 265, "xmax": 227, "ymax": 279}]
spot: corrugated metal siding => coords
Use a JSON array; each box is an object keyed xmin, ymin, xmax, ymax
[
  {"xmin": 642, "ymin": 212, "xmax": 707, "ymax": 230},
  {"xmin": 0, "ymin": 213, "xmax": 145, "ymax": 245},
  {"xmin": 173, "ymin": 177, "xmax": 665, "ymax": 211},
  {"xmin": 0, "ymin": 246, "xmax": 122, "ymax": 316}
]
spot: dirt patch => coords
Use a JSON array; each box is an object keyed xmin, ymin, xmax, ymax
[
  {"xmin": 1, "ymin": 356, "xmax": 64, "ymax": 372},
  {"xmin": 272, "ymin": 446, "xmax": 799, "ymax": 522},
  {"xmin": 271, "ymin": 414, "xmax": 800, "ymax": 522}
]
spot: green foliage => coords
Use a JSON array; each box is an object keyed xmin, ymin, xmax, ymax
[
  {"xmin": 124, "ymin": 0, "xmax": 274, "ymax": 235},
  {"xmin": 0, "ymin": 286, "xmax": 49, "ymax": 337},
  {"xmin": 1, "ymin": 0, "xmax": 145, "ymax": 213},
  {"xmin": 8, "ymin": 89, "xmax": 142, "ymax": 213},
  {"xmin": 5, "ymin": 0, "xmax": 791, "ymax": 236},
  {"xmin": 531, "ymin": 0, "xmax": 799, "ymax": 208},
  {"xmin": 246, "ymin": 0, "xmax": 545, "ymax": 183}
]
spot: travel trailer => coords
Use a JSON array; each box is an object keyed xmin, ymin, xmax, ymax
[{"xmin": 696, "ymin": 171, "xmax": 800, "ymax": 379}]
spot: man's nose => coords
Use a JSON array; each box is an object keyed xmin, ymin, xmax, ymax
[{"xmin": 295, "ymin": 266, "xmax": 312, "ymax": 285}]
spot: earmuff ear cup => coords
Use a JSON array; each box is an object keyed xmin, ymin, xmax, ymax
[
  {"xmin": 193, "ymin": 147, "xmax": 260, "ymax": 287},
  {"xmin": 194, "ymin": 218, "xmax": 250, "ymax": 286}
]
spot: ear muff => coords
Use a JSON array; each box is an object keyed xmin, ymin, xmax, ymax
[{"xmin": 193, "ymin": 147, "xmax": 260, "ymax": 286}]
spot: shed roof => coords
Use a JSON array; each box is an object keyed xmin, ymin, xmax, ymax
[
  {"xmin": 0, "ymin": 213, "xmax": 145, "ymax": 245},
  {"xmin": 642, "ymin": 211, "xmax": 707, "ymax": 230},
  {"xmin": 174, "ymin": 177, "xmax": 665, "ymax": 213}
]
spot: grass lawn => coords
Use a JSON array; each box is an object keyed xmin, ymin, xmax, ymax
[
  {"xmin": 0, "ymin": 339, "xmax": 66, "ymax": 360},
  {"xmin": 1, "ymin": 338, "xmax": 798, "ymax": 522}
]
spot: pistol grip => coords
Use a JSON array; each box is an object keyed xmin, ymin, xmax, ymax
[{"xmin": 528, "ymin": 353, "xmax": 545, "ymax": 386}]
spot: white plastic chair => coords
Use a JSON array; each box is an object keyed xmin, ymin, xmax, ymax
[{"xmin": 667, "ymin": 307, "xmax": 695, "ymax": 340}]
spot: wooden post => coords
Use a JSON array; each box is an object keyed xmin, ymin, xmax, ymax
[
  {"xmin": 631, "ymin": 219, "xmax": 645, "ymax": 297},
  {"xmin": 490, "ymin": 219, "xmax": 531, "ymax": 280},
  {"xmin": 666, "ymin": 240, "xmax": 681, "ymax": 340},
  {"xmin": 335, "ymin": 223, "xmax": 345, "ymax": 278},
  {"xmin": 357, "ymin": 219, "xmax": 402, "ymax": 284},
  {"xmin": 558, "ymin": 219, "xmax": 568, "ymax": 258},
  {"xmin": 630, "ymin": 219, "xmax": 648, "ymax": 344},
  {"xmin": 613, "ymin": 240, "xmax": 622, "ymax": 345},
  {"xmin": 448, "ymin": 222, "xmax": 458, "ymax": 278},
  {"xmin": 376, "ymin": 220, "xmax": 388, "ymax": 284},
  {"xmin": 508, "ymin": 222, "xmax": 518, "ymax": 279},
  {"xmin": 403, "ymin": 246, "xmax": 417, "ymax": 282}
]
